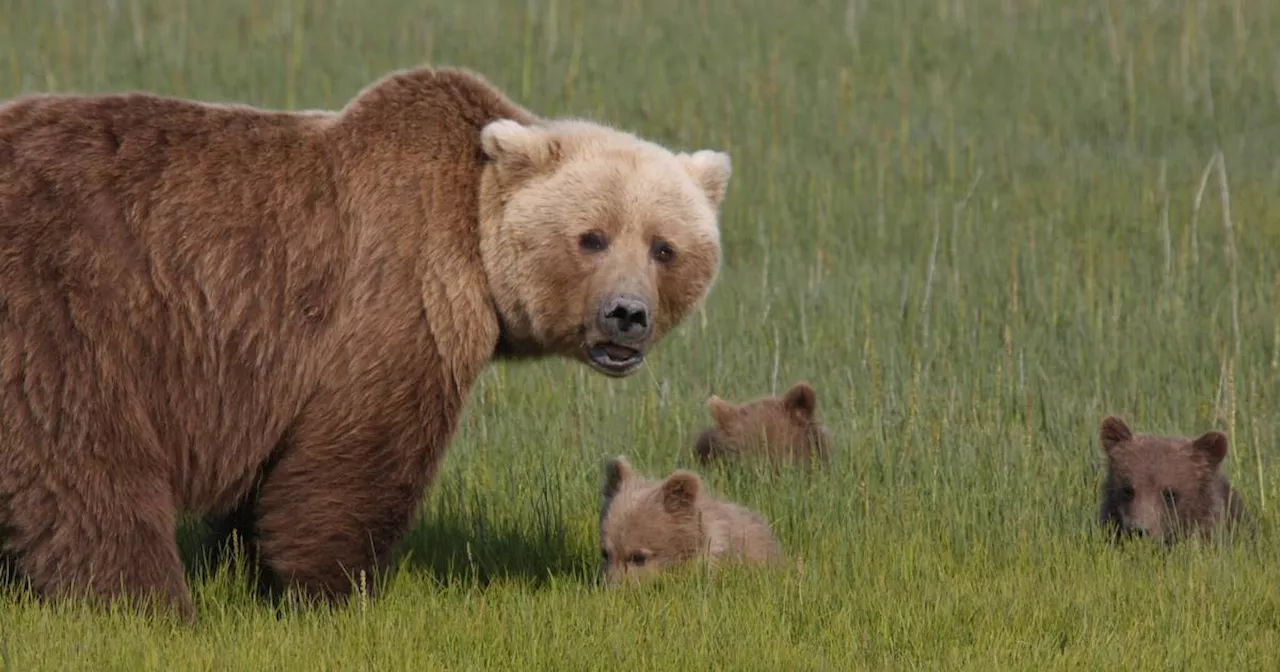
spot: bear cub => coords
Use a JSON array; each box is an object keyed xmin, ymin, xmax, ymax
[
  {"xmin": 1097, "ymin": 415, "xmax": 1246, "ymax": 544},
  {"xmin": 693, "ymin": 381, "xmax": 833, "ymax": 468},
  {"xmin": 598, "ymin": 456, "xmax": 782, "ymax": 585}
]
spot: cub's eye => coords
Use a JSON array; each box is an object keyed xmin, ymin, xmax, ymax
[
  {"xmin": 579, "ymin": 231, "xmax": 609, "ymax": 253},
  {"xmin": 650, "ymin": 239, "xmax": 675, "ymax": 264},
  {"xmin": 627, "ymin": 552, "xmax": 648, "ymax": 567},
  {"xmin": 1119, "ymin": 485, "xmax": 1135, "ymax": 501},
  {"xmin": 600, "ymin": 549, "xmax": 610, "ymax": 561},
  {"xmin": 1162, "ymin": 488, "xmax": 1177, "ymax": 505}
]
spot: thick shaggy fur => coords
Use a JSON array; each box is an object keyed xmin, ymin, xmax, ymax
[
  {"xmin": 598, "ymin": 457, "xmax": 782, "ymax": 586},
  {"xmin": 0, "ymin": 67, "xmax": 731, "ymax": 619},
  {"xmin": 1097, "ymin": 415, "xmax": 1246, "ymax": 544}
]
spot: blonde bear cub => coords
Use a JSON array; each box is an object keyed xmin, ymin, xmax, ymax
[{"xmin": 598, "ymin": 456, "xmax": 783, "ymax": 585}]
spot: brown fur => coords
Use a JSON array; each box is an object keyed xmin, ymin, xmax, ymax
[
  {"xmin": 693, "ymin": 381, "xmax": 832, "ymax": 468},
  {"xmin": 1097, "ymin": 415, "xmax": 1246, "ymax": 544},
  {"xmin": 598, "ymin": 457, "xmax": 782, "ymax": 586},
  {"xmin": 0, "ymin": 67, "xmax": 732, "ymax": 619}
]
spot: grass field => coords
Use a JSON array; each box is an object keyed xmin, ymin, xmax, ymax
[{"xmin": 3, "ymin": 0, "xmax": 1280, "ymax": 669}]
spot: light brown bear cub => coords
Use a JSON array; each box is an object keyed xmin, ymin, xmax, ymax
[
  {"xmin": 693, "ymin": 381, "xmax": 833, "ymax": 468},
  {"xmin": 1097, "ymin": 415, "xmax": 1246, "ymax": 544},
  {"xmin": 598, "ymin": 457, "xmax": 782, "ymax": 585}
]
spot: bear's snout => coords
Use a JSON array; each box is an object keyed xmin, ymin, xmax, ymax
[
  {"xmin": 1120, "ymin": 504, "xmax": 1162, "ymax": 540},
  {"xmin": 598, "ymin": 294, "xmax": 652, "ymax": 344},
  {"xmin": 583, "ymin": 293, "xmax": 652, "ymax": 377}
]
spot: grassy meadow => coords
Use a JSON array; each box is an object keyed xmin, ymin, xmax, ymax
[{"xmin": 4, "ymin": 0, "xmax": 1280, "ymax": 668}]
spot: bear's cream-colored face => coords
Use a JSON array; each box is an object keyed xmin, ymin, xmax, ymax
[
  {"xmin": 478, "ymin": 119, "xmax": 730, "ymax": 377},
  {"xmin": 1098, "ymin": 416, "xmax": 1229, "ymax": 543},
  {"xmin": 598, "ymin": 457, "xmax": 705, "ymax": 586}
]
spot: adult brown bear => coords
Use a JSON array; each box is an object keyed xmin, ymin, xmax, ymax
[{"xmin": 0, "ymin": 67, "xmax": 731, "ymax": 619}]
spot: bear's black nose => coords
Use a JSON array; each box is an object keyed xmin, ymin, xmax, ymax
[{"xmin": 600, "ymin": 295, "xmax": 651, "ymax": 342}]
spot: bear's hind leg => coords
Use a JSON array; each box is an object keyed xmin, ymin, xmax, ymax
[
  {"xmin": 248, "ymin": 419, "xmax": 439, "ymax": 606},
  {"xmin": 12, "ymin": 478, "xmax": 193, "ymax": 620}
]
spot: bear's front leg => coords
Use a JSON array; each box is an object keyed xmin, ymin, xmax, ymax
[
  {"xmin": 249, "ymin": 411, "xmax": 446, "ymax": 604},
  {"xmin": 12, "ymin": 475, "xmax": 192, "ymax": 620}
]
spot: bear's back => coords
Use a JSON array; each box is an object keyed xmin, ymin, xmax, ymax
[
  {"xmin": 702, "ymin": 499, "xmax": 782, "ymax": 564},
  {"xmin": 0, "ymin": 92, "xmax": 359, "ymax": 511},
  {"xmin": 0, "ymin": 90, "xmax": 345, "ymax": 361},
  {"xmin": 0, "ymin": 91, "xmax": 336, "ymax": 240}
]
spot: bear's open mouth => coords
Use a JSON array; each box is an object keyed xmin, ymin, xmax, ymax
[{"xmin": 586, "ymin": 343, "xmax": 645, "ymax": 376}]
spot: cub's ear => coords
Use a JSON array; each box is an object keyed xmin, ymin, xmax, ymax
[
  {"xmin": 782, "ymin": 381, "xmax": 818, "ymax": 420},
  {"xmin": 480, "ymin": 119, "xmax": 561, "ymax": 178},
  {"xmin": 680, "ymin": 150, "xmax": 732, "ymax": 211},
  {"xmin": 706, "ymin": 395, "xmax": 736, "ymax": 428},
  {"xmin": 603, "ymin": 456, "xmax": 634, "ymax": 499},
  {"xmin": 660, "ymin": 470, "xmax": 702, "ymax": 514},
  {"xmin": 1099, "ymin": 415, "xmax": 1132, "ymax": 454},
  {"xmin": 1192, "ymin": 430, "xmax": 1229, "ymax": 469}
]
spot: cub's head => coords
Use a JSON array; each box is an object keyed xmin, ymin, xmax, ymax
[
  {"xmin": 1097, "ymin": 415, "xmax": 1230, "ymax": 544},
  {"xmin": 695, "ymin": 381, "xmax": 832, "ymax": 466},
  {"xmin": 478, "ymin": 119, "xmax": 730, "ymax": 377},
  {"xmin": 598, "ymin": 456, "xmax": 706, "ymax": 586}
]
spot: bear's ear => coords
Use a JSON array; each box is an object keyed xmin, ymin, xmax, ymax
[
  {"xmin": 660, "ymin": 470, "xmax": 701, "ymax": 514},
  {"xmin": 680, "ymin": 150, "xmax": 732, "ymax": 211},
  {"xmin": 782, "ymin": 381, "xmax": 818, "ymax": 421},
  {"xmin": 1099, "ymin": 415, "xmax": 1132, "ymax": 454},
  {"xmin": 707, "ymin": 395, "xmax": 736, "ymax": 428},
  {"xmin": 480, "ymin": 119, "xmax": 561, "ymax": 179},
  {"xmin": 603, "ymin": 456, "xmax": 634, "ymax": 499},
  {"xmin": 1191, "ymin": 430, "xmax": 1229, "ymax": 469}
]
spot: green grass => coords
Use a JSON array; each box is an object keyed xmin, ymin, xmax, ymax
[{"xmin": 3, "ymin": 0, "xmax": 1280, "ymax": 668}]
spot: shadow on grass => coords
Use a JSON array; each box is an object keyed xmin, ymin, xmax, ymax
[
  {"xmin": 0, "ymin": 550, "xmax": 23, "ymax": 595},
  {"xmin": 398, "ymin": 505, "xmax": 589, "ymax": 589},
  {"xmin": 0, "ymin": 496, "xmax": 588, "ymax": 609},
  {"xmin": 179, "ymin": 516, "xmax": 260, "ymax": 591},
  {"xmin": 173, "ymin": 504, "xmax": 588, "ymax": 596}
]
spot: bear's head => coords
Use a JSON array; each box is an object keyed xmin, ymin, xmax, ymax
[
  {"xmin": 598, "ymin": 456, "xmax": 705, "ymax": 586},
  {"xmin": 478, "ymin": 119, "xmax": 730, "ymax": 377},
  {"xmin": 695, "ymin": 381, "xmax": 832, "ymax": 466},
  {"xmin": 1097, "ymin": 415, "xmax": 1231, "ymax": 544}
]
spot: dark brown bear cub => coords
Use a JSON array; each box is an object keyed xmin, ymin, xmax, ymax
[
  {"xmin": 1097, "ymin": 415, "xmax": 1245, "ymax": 544},
  {"xmin": 693, "ymin": 381, "xmax": 832, "ymax": 468}
]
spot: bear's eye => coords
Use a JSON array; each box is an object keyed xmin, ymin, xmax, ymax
[
  {"xmin": 1162, "ymin": 488, "xmax": 1177, "ymax": 506},
  {"xmin": 1119, "ymin": 485, "xmax": 1135, "ymax": 501},
  {"xmin": 627, "ymin": 552, "xmax": 648, "ymax": 567},
  {"xmin": 650, "ymin": 239, "xmax": 676, "ymax": 264},
  {"xmin": 600, "ymin": 548, "xmax": 610, "ymax": 561},
  {"xmin": 579, "ymin": 231, "xmax": 609, "ymax": 253}
]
